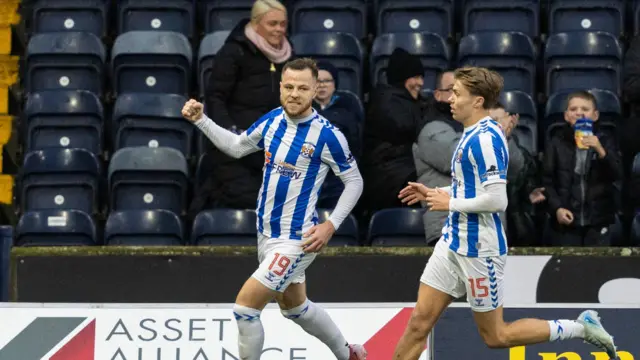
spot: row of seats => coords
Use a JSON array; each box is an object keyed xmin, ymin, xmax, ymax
[
  {"xmin": 24, "ymin": 30, "xmax": 624, "ymax": 100},
  {"xmin": 25, "ymin": 0, "xmax": 633, "ymax": 39},
  {"xmin": 13, "ymin": 207, "xmax": 407, "ymax": 247},
  {"xmin": 19, "ymin": 86, "xmax": 620, "ymax": 159},
  {"xmin": 15, "ymin": 207, "xmax": 640, "ymax": 247},
  {"xmin": 21, "ymin": 89, "xmax": 362, "ymax": 158}
]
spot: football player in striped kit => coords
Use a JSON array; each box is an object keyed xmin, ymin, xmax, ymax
[
  {"xmin": 393, "ymin": 67, "xmax": 617, "ymax": 360},
  {"xmin": 182, "ymin": 57, "xmax": 366, "ymax": 360}
]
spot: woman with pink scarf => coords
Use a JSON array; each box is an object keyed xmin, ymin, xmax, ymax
[{"xmin": 190, "ymin": 0, "xmax": 294, "ymax": 216}]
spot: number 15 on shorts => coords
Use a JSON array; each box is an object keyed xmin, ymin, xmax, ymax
[{"xmin": 468, "ymin": 277, "xmax": 489, "ymax": 297}]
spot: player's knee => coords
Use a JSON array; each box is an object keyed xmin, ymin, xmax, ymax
[
  {"xmin": 233, "ymin": 304, "xmax": 262, "ymax": 332},
  {"xmin": 280, "ymin": 299, "xmax": 311, "ymax": 321},
  {"xmin": 406, "ymin": 309, "xmax": 436, "ymax": 338},
  {"xmin": 479, "ymin": 329, "xmax": 510, "ymax": 349}
]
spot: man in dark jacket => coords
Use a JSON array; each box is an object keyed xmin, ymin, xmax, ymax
[
  {"xmin": 193, "ymin": 16, "xmax": 293, "ymax": 215},
  {"xmin": 542, "ymin": 91, "xmax": 623, "ymax": 246},
  {"xmin": 362, "ymin": 47, "xmax": 426, "ymax": 213},
  {"xmin": 313, "ymin": 61, "xmax": 363, "ymax": 208}
]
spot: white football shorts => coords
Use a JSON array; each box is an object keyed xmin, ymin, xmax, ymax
[
  {"xmin": 420, "ymin": 239, "xmax": 506, "ymax": 312},
  {"xmin": 252, "ymin": 233, "xmax": 317, "ymax": 292}
]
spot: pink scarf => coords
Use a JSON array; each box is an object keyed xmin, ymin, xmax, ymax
[{"xmin": 244, "ymin": 23, "xmax": 292, "ymax": 64}]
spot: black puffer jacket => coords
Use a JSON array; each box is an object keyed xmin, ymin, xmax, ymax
[
  {"xmin": 361, "ymin": 84, "xmax": 425, "ymax": 211},
  {"xmin": 191, "ymin": 19, "xmax": 293, "ymax": 213},
  {"xmin": 542, "ymin": 123, "xmax": 623, "ymax": 227}
]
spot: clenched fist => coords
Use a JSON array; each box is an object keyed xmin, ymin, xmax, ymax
[{"xmin": 182, "ymin": 99, "xmax": 204, "ymax": 122}]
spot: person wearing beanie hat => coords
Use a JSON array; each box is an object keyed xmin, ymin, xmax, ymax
[
  {"xmin": 313, "ymin": 61, "xmax": 364, "ymax": 208},
  {"xmin": 361, "ymin": 47, "xmax": 427, "ymax": 214}
]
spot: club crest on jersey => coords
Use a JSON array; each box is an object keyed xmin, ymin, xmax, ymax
[
  {"xmin": 456, "ymin": 149, "xmax": 463, "ymax": 163},
  {"xmin": 300, "ymin": 142, "xmax": 315, "ymax": 158},
  {"xmin": 265, "ymin": 151, "xmax": 273, "ymax": 164}
]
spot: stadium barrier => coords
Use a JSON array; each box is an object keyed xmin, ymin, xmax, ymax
[
  {"xmin": 7, "ymin": 246, "xmax": 640, "ymax": 304},
  {"xmin": 0, "ymin": 302, "xmax": 637, "ymax": 360}
]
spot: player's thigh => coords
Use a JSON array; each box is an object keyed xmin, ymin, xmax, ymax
[
  {"xmin": 251, "ymin": 241, "xmax": 316, "ymax": 295},
  {"xmin": 276, "ymin": 282, "xmax": 307, "ymax": 310},
  {"xmin": 407, "ymin": 282, "xmax": 455, "ymax": 336},
  {"xmin": 420, "ymin": 240, "xmax": 467, "ymax": 301},
  {"xmin": 457, "ymin": 254, "xmax": 506, "ymax": 313}
]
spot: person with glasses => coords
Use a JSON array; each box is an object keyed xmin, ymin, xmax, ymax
[{"xmin": 313, "ymin": 61, "xmax": 363, "ymax": 209}]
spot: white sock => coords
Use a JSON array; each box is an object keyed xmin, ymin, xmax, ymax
[
  {"xmin": 282, "ymin": 299, "xmax": 350, "ymax": 360},
  {"xmin": 233, "ymin": 304, "xmax": 264, "ymax": 360},
  {"xmin": 548, "ymin": 320, "xmax": 585, "ymax": 341}
]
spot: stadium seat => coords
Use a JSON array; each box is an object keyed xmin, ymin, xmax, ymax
[
  {"xmin": 317, "ymin": 209, "xmax": 359, "ymax": 246},
  {"xmin": 15, "ymin": 210, "xmax": 97, "ymax": 246},
  {"xmin": 335, "ymin": 89, "xmax": 364, "ymax": 123},
  {"xmin": 368, "ymin": 208, "xmax": 426, "ymax": 246},
  {"xmin": 191, "ymin": 209, "xmax": 257, "ymax": 245},
  {"xmin": 370, "ymin": 32, "xmax": 451, "ymax": 89},
  {"xmin": 499, "ymin": 91, "xmax": 538, "ymax": 154},
  {"xmin": 198, "ymin": 30, "xmax": 231, "ymax": 97},
  {"xmin": 117, "ymin": 0, "xmax": 195, "ymax": 38},
  {"xmin": 23, "ymin": 90, "xmax": 104, "ymax": 155},
  {"xmin": 544, "ymin": 32, "xmax": 623, "ymax": 97},
  {"xmin": 290, "ymin": 0, "xmax": 367, "ymax": 39},
  {"xmin": 290, "ymin": 32, "xmax": 364, "ymax": 96},
  {"xmin": 19, "ymin": 149, "xmax": 101, "ymax": 215},
  {"xmin": 633, "ymin": 153, "xmax": 640, "ymax": 177},
  {"xmin": 194, "ymin": 153, "xmax": 212, "ymax": 195},
  {"xmin": 463, "ymin": 0, "xmax": 539, "ymax": 38},
  {"xmin": 30, "ymin": 0, "xmax": 108, "ymax": 37},
  {"xmin": 548, "ymin": 0, "xmax": 624, "ymax": 37},
  {"xmin": 202, "ymin": 0, "xmax": 254, "ymax": 33},
  {"xmin": 457, "ymin": 32, "xmax": 536, "ymax": 97},
  {"xmin": 111, "ymin": 31, "xmax": 192, "ymax": 96},
  {"xmin": 25, "ymin": 32, "xmax": 106, "ymax": 95},
  {"xmin": 543, "ymin": 89, "xmax": 621, "ymax": 143},
  {"xmin": 105, "ymin": 210, "xmax": 184, "ymax": 246},
  {"xmin": 108, "ymin": 147, "xmax": 189, "ymax": 215},
  {"xmin": 112, "ymin": 93, "xmax": 194, "ymax": 158},
  {"xmin": 631, "ymin": 213, "xmax": 640, "ymax": 246},
  {"xmin": 374, "ymin": 0, "xmax": 453, "ymax": 38}
]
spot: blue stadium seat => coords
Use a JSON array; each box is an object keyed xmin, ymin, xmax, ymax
[
  {"xmin": 457, "ymin": 32, "xmax": 536, "ymax": 97},
  {"xmin": 105, "ymin": 210, "xmax": 184, "ymax": 245},
  {"xmin": 368, "ymin": 208, "xmax": 426, "ymax": 246},
  {"xmin": 194, "ymin": 153, "xmax": 212, "ymax": 194},
  {"xmin": 108, "ymin": 147, "xmax": 189, "ymax": 215},
  {"xmin": 202, "ymin": 0, "xmax": 254, "ymax": 33},
  {"xmin": 374, "ymin": 0, "xmax": 453, "ymax": 38},
  {"xmin": 370, "ymin": 32, "xmax": 451, "ymax": 89},
  {"xmin": 20, "ymin": 149, "xmax": 101, "ymax": 215},
  {"xmin": 463, "ymin": 0, "xmax": 539, "ymax": 38},
  {"xmin": 316, "ymin": 209, "xmax": 359, "ymax": 246},
  {"xmin": 112, "ymin": 93, "xmax": 194, "ymax": 158},
  {"xmin": 118, "ymin": 0, "xmax": 195, "ymax": 38},
  {"xmin": 191, "ymin": 209, "xmax": 257, "ymax": 245},
  {"xmin": 335, "ymin": 89, "xmax": 364, "ymax": 123},
  {"xmin": 30, "ymin": 0, "xmax": 108, "ymax": 37},
  {"xmin": 544, "ymin": 32, "xmax": 623, "ymax": 97},
  {"xmin": 23, "ymin": 90, "xmax": 104, "ymax": 156},
  {"xmin": 633, "ymin": 153, "xmax": 640, "ymax": 177},
  {"xmin": 631, "ymin": 213, "xmax": 640, "ymax": 246},
  {"xmin": 25, "ymin": 32, "xmax": 106, "ymax": 95},
  {"xmin": 290, "ymin": 0, "xmax": 367, "ymax": 39},
  {"xmin": 290, "ymin": 32, "xmax": 364, "ymax": 96},
  {"xmin": 198, "ymin": 30, "xmax": 231, "ymax": 97},
  {"xmin": 111, "ymin": 31, "xmax": 192, "ymax": 96},
  {"xmin": 499, "ymin": 91, "xmax": 538, "ymax": 154},
  {"xmin": 15, "ymin": 210, "xmax": 97, "ymax": 246},
  {"xmin": 549, "ymin": 0, "xmax": 624, "ymax": 37}
]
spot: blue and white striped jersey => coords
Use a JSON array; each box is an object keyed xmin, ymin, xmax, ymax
[
  {"xmin": 441, "ymin": 116, "xmax": 509, "ymax": 257},
  {"xmin": 242, "ymin": 107, "xmax": 357, "ymax": 241}
]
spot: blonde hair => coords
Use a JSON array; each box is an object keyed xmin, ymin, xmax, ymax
[
  {"xmin": 250, "ymin": 0, "xmax": 287, "ymax": 25},
  {"xmin": 454, "ymin": 67, "xmax": 504, "ymax": 109}
]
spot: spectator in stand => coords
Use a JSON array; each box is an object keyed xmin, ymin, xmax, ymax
[
  {"xmin": 313, "ymin": 61, "xmax": 363, "ymax": 209},
  {"xmin": 189, "ymin": 0, "xmax": 293, "ymax": 217},
  {"xmin": 541, "ymin": 91, "xmax": 623, "ymax": 246},
  {"xmin": 412, "ymin": 70, "xmax": 528, "ymax": 244},
  {"xmin": 361, "ymin": 48, "xmax": 426, "ymax": 214}
]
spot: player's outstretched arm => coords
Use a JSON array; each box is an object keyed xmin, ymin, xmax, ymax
[{"xmin": 182, "ymin": 99, "xmax": 260, "ymax": 159}]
